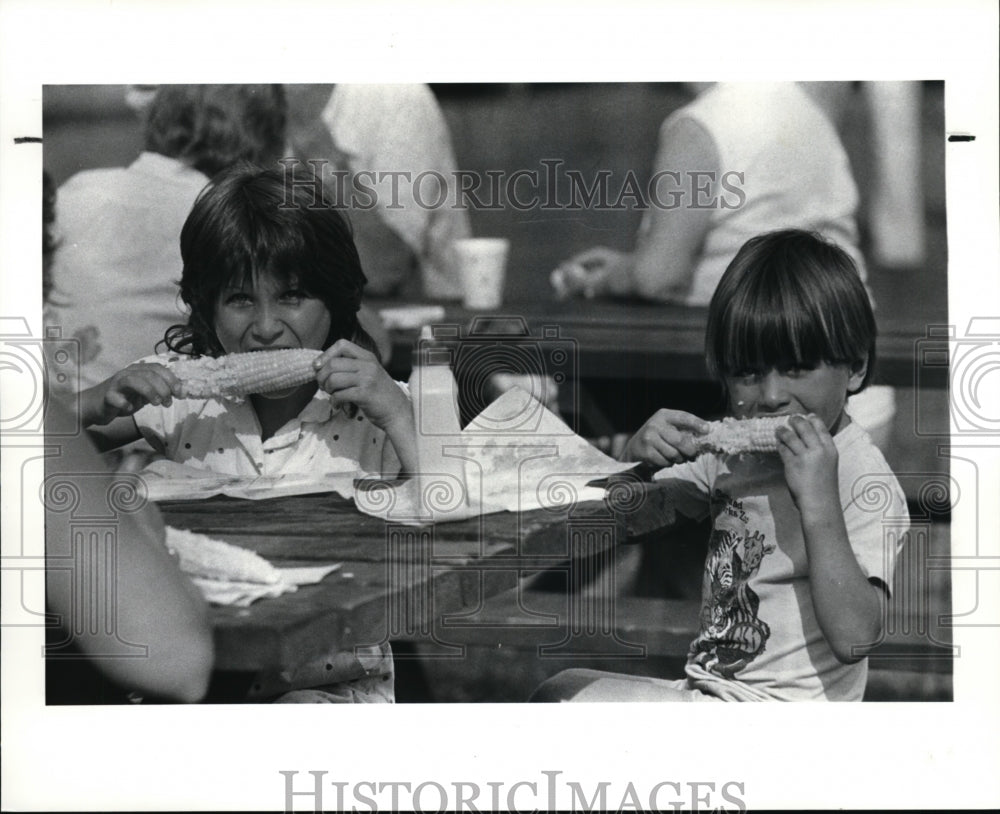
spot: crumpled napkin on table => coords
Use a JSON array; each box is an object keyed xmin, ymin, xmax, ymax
[
  {"xmin": 355, "ymin": 387, "xmax": 635, "ymax": 525},
  {"xmin": 165, "ymin": 526, "xmax": 342, "ymax": 607}
]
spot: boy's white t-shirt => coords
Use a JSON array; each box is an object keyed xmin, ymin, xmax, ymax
[
  {"xmin": 132, "ymin": 358, "xmax": 405, "ymax": 478},
  {"xmin": 654, "ymin": 421, "xmax": 908, "ymax": 701}
]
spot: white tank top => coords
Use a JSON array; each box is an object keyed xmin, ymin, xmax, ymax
[{"xmin": 664, "ymin": 83, "xmax": 866, "ymax": 306}]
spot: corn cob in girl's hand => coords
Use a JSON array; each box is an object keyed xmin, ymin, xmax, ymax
[
  {"xmin": 692, "ymin": 415, "xmax": 798, "ymax": 455},
  {"xmin": 165, "ymin": 349, "xmax": 322, "ymax": 400}
]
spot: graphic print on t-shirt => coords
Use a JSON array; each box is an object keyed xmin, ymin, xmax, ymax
[{"xmin": 691, "ymin": 490, "xmax": 775, "ymax": 678}]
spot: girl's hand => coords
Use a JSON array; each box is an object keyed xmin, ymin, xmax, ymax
[
  {"xmin": 81, "ymin": 362, "xmax": 179, "ymax": 427},
  {"xmin": 313, "ymin": 339, "xmax": 411, "ymax": 432},
  {"xmin": 619, "ymin": 408, "xmax": 710, "ymax": 467},
  {"xmin": 776, "ymin": 414, "xmax": 840, "ymax": 512}
]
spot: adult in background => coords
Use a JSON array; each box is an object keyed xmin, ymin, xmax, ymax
[
  {"xmin": 551, "ymin": 82, "xmax": 867, "ymax": 305},
  {"xmin": 283, "ymin": 84, "xmax": 472, "ymax": 300},
  {"xmin": 45, "ymin": 85, "xmax": 287, "ymax": 389}
]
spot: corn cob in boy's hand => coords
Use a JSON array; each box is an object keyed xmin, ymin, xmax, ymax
[
  {"xmin": 165, "ymin": 349, "xmax": 322, "ymax": 400},
  {"xmin": 692, "ymin": 416, "xmax": 797, "ymax": 455}
]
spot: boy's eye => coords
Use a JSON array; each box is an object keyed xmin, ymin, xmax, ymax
[{"xmin": 780, "ymin": 363, "xmax": 816, "ymax": 377}]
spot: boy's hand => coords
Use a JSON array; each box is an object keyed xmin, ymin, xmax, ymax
[
  {"xmin": 82, "ymin": 362, "xmax": 179, "ymax": 426},
  {"xmin": 313, "ymin": 339, "xmax": 411, "ymax": 432},
  {"xmin": 619, "ymin": 408, "xmax": 710, "ymax": 467},
  {"xmin": 776, "ymin": 414, "xmax": 840, "ymax": 512}
]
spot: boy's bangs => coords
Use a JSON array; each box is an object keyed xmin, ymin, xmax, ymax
[
  {"xmin": 720, "ymin": 306, "xmax": 821, "ymax": 374},
  {"xmin": 716, "ymin": 278, "xmax": 851, "ymax": 375}
]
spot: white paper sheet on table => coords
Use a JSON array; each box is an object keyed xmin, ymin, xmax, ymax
[
  {"xmin": 354, "ymin": 387, "xmax": 636, "ymax": 525},
  {"xmin": 140, "ymin": 460, "xmax": 360, "ymax": 502}
]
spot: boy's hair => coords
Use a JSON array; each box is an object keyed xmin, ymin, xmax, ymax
[
  {"xmin": 144, "ymin": 85, "xmax": 286, "ymax": 178},
  {"xmin": 706, "ymin": 229, "xmax": 876, "ymax": 391},
  {"xmin": 163, "ymin": 164, "xmax": 378, "ymax": 359}
]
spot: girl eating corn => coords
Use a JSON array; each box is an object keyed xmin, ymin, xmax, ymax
[
  {"xmin": 534, "ymin": 229, "xmax": 908, "ymax": 702},
  {"xmin": 81, "ymin": 164, "xmax": 417, "ymax": 478},
  {"xmin": 80, "ymin": 164, "xmax": 417, "ymax": 702}
]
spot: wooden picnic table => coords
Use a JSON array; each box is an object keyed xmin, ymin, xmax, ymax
[{"xmin": 157, "ymin": 479, "xmax": 675, "ymax": 701}]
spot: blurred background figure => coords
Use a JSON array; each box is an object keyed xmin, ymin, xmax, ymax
[
  {"xmin": 44, "ymin": 85, "xmax": 287, "ymax": 390},
  {"xmin": 44, "ymin": 399, "xmax": 215, "ymax": 703},
  {"xmin": 283, "ymin": 84, "xmax": 472, "ymax": 300},
  {"xmin": 551, "ymin": 81, "xmax": 866, "ymax": 305}
]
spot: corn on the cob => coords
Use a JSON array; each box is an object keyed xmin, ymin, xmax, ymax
[
  {"xmin": 166, "ymin": 349, "xmax": 321, "ymax": 400},
  {"xmin": 165, "ymin": 526, "xmax": 281, "ymax": 584},
  {"xmin": 694, "ymin": 416, "xmax": 796, "ymax": 455}
]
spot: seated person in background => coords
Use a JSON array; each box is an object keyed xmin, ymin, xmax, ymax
[
  {"xmin": 45, "ymin": 85, "xmax": 287, "ymax": 390},
  {"xmin": 533, "ymin": 230, "xmax": 907, "ymax": 702},
  {"xmin": 283, "ymin": 83, "xmax": 472, "ymax": 300},
  {"xmin": 551, "ymin": 82, "xmax": 865, "ymax": 305},
  {"xmin": 45, "ymin": 398, "xmax": 214, "ymax": 704},
  {"xmin": 78, "ymin": 166, "xmax": 418, "ymax": 702}
]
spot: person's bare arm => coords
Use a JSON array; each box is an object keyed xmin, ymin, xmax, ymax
[
  {"xmin": 629, "ymin": 116, "xmax": 719, "ymax": 301},
  {"xmin": 777, "ymin": 416, "xmax": 883, "ymax": 662},
  {"xmin": 45, "ymin": 399, "xmax": 213, "ymax": 701},
  {"xmin": 80, "ymin": 361, "xmax": 179, "ymax": 451}
]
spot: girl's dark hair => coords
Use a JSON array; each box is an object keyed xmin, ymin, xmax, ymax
[
  {"xmin": 144, "ymin": 85, "xmax": 286, "ymax": 178},
  {"xmin": 706, "ymin": 229, "xmax": 876, "ymax": 391},
  {"xmin": 163, "ymin": 164, "xmax": 377, "ymax": 359}
]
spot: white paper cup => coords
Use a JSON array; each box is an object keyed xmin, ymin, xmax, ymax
[{"xmin": 453, "ymin": 238, "xmax": 510, "ymax": 309}]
